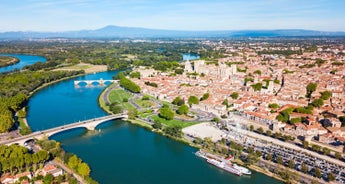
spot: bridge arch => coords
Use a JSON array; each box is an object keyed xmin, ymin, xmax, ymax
[{"xmin": 0, "ymin": 113, "xmax": 127, "ymax": 146}]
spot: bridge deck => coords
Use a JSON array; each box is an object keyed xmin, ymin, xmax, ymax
[{"xmin": 0, "ymin": 113, "xmax": 127, "ymax": 146}]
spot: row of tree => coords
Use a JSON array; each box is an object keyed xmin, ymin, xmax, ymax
[{"xmin": 118, "ymin": 73, "xmax": 141, "ymax": 93}]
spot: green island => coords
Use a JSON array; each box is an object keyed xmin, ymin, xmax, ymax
[{"xmin": 0, "ymin": 56, "xmax": 19, "ymax": 67}]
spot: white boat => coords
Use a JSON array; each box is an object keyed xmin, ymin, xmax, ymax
[
  {"xmin": 207, "ymin": 158, "xmax": 242, "ymax": 176},
  {"xmin": 195, "ymin": 150, "xmax": 207, "ymax": 159},
  {"xmin": 233, "ymin": 164, "xmax": 252, "ymax": 175}
]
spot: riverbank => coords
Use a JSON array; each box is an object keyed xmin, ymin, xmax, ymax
[
  {"xmin": 0, "ymin": 56, "xmax": 19, "ymax": 67},
  {"xmin": 97, "ymin": 84, "xmax": 326, "ymax": 184},
  {"xmin": 28, "ymin": 73, "xmax": 85, "ymax": 98}
]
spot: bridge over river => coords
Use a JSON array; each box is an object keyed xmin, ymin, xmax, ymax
[
  {"xmin": 74, "ymin": 78, "xmax": 118, "ymax": 86},
  {"xmin": 0, "ymin": 113, "xmax": 128, "ymax": 146}
]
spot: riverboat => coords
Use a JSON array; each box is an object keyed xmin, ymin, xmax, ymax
[
  {"xmin": 207, "ymin": 158, "xmax": 242, "ymax": 176},
  {"xmin": 195, "ymin": 150, "xmax": 251, "ymax": 176}
]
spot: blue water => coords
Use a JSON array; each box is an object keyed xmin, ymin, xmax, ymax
[
  {"xmin": 183, "ymin": 53, "xmax": 200, "ymax": 61},
  {"xmin": 27, "ymin": 71, "xmax": 119, "ymax": 131},
  {"xmin": 0, "ymin": 54, "xmax": 46, "ymax": 73},
  {"xmin": 24, "ymin": 55, "xmax": 281, "ymax": 184}
]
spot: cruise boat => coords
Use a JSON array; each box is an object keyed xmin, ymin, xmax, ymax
[
  {"xmin": 233, "ymin": 164, "xmax": 252, "ymax": 175},
  {"xmin": 207, "ymin": 158, "xmax": 242, "ymax": 176}
]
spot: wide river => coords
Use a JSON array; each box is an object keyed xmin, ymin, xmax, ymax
[
  {"xmin": 20, "ymin": 54, "xmax": 281, "ymax": 184},
  {"xmin": 0, "ymin": 54, "xmax": 46, "ymax": 73}
]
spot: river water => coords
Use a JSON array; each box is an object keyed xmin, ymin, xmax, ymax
[
  {"xmin": 0, "ymin": 54, "xmax": 46, "ymax": 73},
  {"xmin": 21, "ymin": 54, "xmax": 281, "ymax": 184}
]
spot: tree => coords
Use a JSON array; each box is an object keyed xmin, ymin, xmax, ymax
[
  {"xmin": 164, "ymin": 126, "xmax": 183, "ymax": 138},
  {"xmin": 171, "ymin": 96, "xmax": 184, "ymax": 106},
  {"xmin": 306, "ymin": 83, "xmax": 317, "ymax": 98},
  {"xmin": 303, "ymin": 141, "xmax": 309, "ymax": 149},
  {"xmin": 230, "ymin": 92, "xmax": 239, "ymax": 99},
  {"xmin": 290, "ymin": 117, "xmax": 302, "ymax": 124},
  {"xmin": 257, "ymin": 127, "xmax": 264, "ymax": 134},
  {"xmin": 43, "ymin": 174, "xmax": 54, "ymax": 184},
  {"xmin": 254, "ymin": 70, "xmax": 262, "ymax": 75},
  {"xmin": 335, "ymin": 152, "xmax": 342, "ymax": 160},
  {"xmin": 188, "ymin": 96, "xmax": 199, "ymax": 106},
  {"xmin": 118, "ymin": 73, "xmax": 141, "ymax": 93},
  {"xmin": 288, "ymin": 160, "xmax": 295, "ymax": 169},
  {"xmin": 127, "ymin": 108, "xmax": 137, "ymax": 119},
  {"xmin": 268, "ymin": 103, "xmax": 279, "ymax": 109},
  {"xmin": 222, "ymin": 99, "xmax": 229, "ymax": 107},
  {"xmin": 266, "ymin": 130, "xmax": 272, "ymax": 136},
  {"xmin": 152, "ymin": 120, "xmax": 162, "ymax": 130},
  {"xmin": 328, "ymin": 172, "xmax": 335, "ymax": 181},
  {"xmin": 110, "ymin": 103, "xmax": 123, "ymax": 114},
  {"xmin": 68, "ymin": 155, "xmax": 81, "ymax": 170},
  {"xmin": 314, "ymin": 167, "xmax": 321, "ymax": 178},
  {"xmin": 276, "ymin": 156, "xmax": 283, "ymax": 165},
  {"xmin": 177, "ymin": 104, "xmax": 189, "ymax": 115},
  {"xmin": 250, "ymin": 125, "xmax": 254, "ymax": 131},
  {"xmin": 159, "ymin": 107, "xmax": 174, "ymax": 120},
  {"xmin": 78, "ymin": 163, "xmax": 91, "ymax": 178},
  {"xmin": 129, "ymin": 71, "xmax": 140, "ymax": 79},
  {"xmin": 200, "ymin": 93, "xmax": 210, "ymax": 101},
  {"xmin": 266, "ymin": 153, "xmax": 272, "ymax": 161},
  {"xmin": 320, "ymin": 91, "xmax": 332, "ymax": 100},
  {"xmin": 311, "ymin": 98, "xmax": 324, "ymax": 108},
  {"xmin": 311, "ymin": 144, "xmax": 321, "ymax": 152},
  {"xmin": 322, "ymin": 147, "xmax": 330, "ymax": 155},
  {"xmin": 213, "ymin": 117, "xmax": 220, "ymax": 123},
  {"xmin": 301, "ymin": 163, "xmax": 308, "ymax": 173},
  {"xmin": 251, "ymin": 83, "xmax": 262, "ymax": 91}
]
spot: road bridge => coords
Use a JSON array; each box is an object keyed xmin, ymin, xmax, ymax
[{"xmin": 0, "ymin": 113, "xmax": 128, "ymax": 146}]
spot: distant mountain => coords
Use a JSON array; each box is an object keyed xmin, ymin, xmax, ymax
[{"xmin": 0, "ymin": 25, "xmax": 345, "ymax": 39}]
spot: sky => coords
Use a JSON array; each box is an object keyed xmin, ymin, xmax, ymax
[{"xmin": 1, "ymin": 0, "xmax": 345, "ymax": 32}]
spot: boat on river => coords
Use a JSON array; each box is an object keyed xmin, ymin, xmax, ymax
[
  {"xmin": 207, "ymin": 158, "xmax": 242, "ymax": 176},
  {"xmin": 195, "ymin": 150, "xmax": 251, "ymax": 176}
]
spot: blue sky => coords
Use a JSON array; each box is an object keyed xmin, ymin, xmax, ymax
[{"xmin": 1, "ymin": 0, "xmax": 345, "ymax": 32}]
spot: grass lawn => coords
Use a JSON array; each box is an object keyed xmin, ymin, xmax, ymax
[
  {"xmin": 138, "ymin": 111, "xmax": 154, "ymax": 118},
  {"xmin": 108, "ymin": 88, "xmax": 135, "ymax": 110},
  {"xmin": 18, "ymin": 118, "xmax": 26, "ymax": 129},
  {"xmin": 134, "ymin": 99, "xmax": 154, "ymax": 108},
  {"xmin": 109, "ymin": 89, "xmax": 133, "ymax": 104},
  {"xmin": 151, "ymin": 115, "xmax": 199, "ymax": 128}
]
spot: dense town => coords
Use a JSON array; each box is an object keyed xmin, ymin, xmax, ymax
[
  {"xmin": 129, "ymin": 39, "xmax": 345, "ymax": 183},
  {"xmin": 0, "ymin": 38, "xmax": 345, "ymax": 184}
]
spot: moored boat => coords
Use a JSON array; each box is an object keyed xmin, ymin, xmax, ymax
[
  {"xmin": 195, "ymin": 150, "xmax": 251, "ymax": 176},
  {"xmin": 233, "ymin": 163, "xmax": 252, "ymax": 175},
  {"xmin": 207, "ymin": 158, "xmax": 242, "ymax": 176}
]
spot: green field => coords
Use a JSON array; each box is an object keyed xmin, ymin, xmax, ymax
[
  {"xmin": 151, "ymin": 115, "xmax": 199, "ymax": 128},
  {"xmin": 134, "ymin": 98, "xmax": 154, "ymax": 108},
  {"xmin": 108, "ymin": 88, "xmax": 135, "ymax": 110}
]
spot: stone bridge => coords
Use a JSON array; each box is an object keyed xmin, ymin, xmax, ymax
[
  {"xmin": 0, "ymin": 113, "xmax": 128, "ymax": 146},
  {"xmin": 74, "ymin": 78, "xmax": 118, "ymax": 86}
]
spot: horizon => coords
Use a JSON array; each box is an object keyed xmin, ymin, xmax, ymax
[
  {"xmin": 1, "ymin": 0, "xmax": 345, "ymax": 32},
  {"xmin": 1, "ymin": 25, "xmax": 345, "ymax": 33}
]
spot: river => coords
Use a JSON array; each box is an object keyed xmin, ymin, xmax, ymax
[
  {"xmin": 0, "ymin": 54, "xmax": 46, "ymax": 73},
  {"xmin": 22, "ymin": 54, "xmax": 281, "ymax": 184}
]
